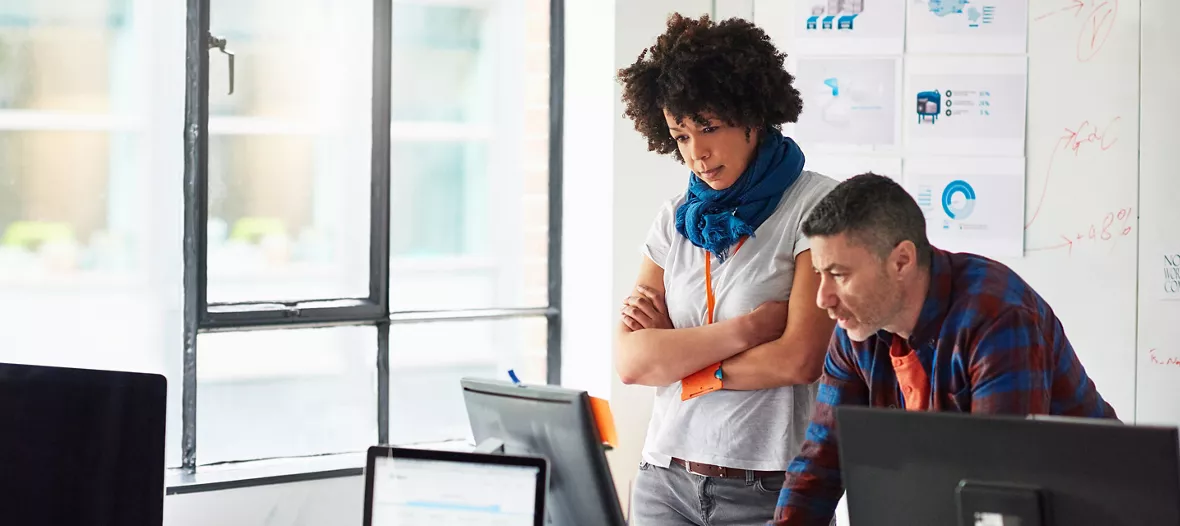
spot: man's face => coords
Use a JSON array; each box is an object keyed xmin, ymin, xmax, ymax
[
  {"xmin": 810, "ymin": 233, "xmax": 906, "ymax": 342},
  {"xmin": 664, "ymin": 109, "xmax": 759, "ymax": 191}
]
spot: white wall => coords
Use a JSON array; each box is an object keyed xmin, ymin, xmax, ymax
[
  {"xmin": 559, "ymin": 0, "xmax": 716, "ymax": 513},
  {"xmin": 559, "ymin": 0, "xmax": 617, "ymax": 401}
]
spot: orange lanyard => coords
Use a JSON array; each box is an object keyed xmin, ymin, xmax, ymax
[
  {"xmin": 704, "ymin": 237, "xmax": 748, "ymax": 324},
  {"xmin": 682, "ymin": 236, "xmax": 748, "ymax": 402}
]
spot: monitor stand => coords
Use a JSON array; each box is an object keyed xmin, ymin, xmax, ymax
[
  {"xmin": 956, "ymin": 480, "xmax": 1048, "ymax": 526},
  {"xmin": 473, "ymin": 437, "xmax": 557, "ymax": 525}
]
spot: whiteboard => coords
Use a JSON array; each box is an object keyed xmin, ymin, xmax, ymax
[
  {"xmin": 1003, "ymin": 0, "xmax": 1140, "ymax": 420},
  {"xmin": 1134, "ymin": 0, "xmax": 1180, "ymax": 427},
  {"xmin": 754, "ymin": 0, "xmax": 1144, "ymax": 420}
]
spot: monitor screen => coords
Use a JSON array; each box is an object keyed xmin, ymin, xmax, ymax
[
  {"xmin": 370, "ymin": 456, "xmax": 543, "ymax": 526},
  {"xmin": 460, "ymin": 377, "xmax": 628, "ymax": 526},
  {"xmin": 0, "ymin": 362, "xmax": 167, "ymax": 526},
  {"xmin": 836, "ymin": 406, "xmax": 1180, "ymax": 526}
]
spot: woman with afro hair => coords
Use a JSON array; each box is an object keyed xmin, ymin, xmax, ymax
[{"xmin": 615, "ymin": 13, "xmax": 838, "ymax": 525}]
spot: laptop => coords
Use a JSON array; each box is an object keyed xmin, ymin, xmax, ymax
[{"xmin": 363, "ymin": 445, "xmax": 549, "ymax": 526}]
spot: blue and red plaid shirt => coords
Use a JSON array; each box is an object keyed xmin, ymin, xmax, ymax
[{"xmin": 772, "ymin": 248, "xmax": 1118, "ymax": 525}]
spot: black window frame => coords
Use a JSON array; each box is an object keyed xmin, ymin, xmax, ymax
[{"xmin": 182, "ymin": 0, "xmax": 563, "ymax": 471}]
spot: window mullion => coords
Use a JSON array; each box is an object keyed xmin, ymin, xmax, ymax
[
  {"xmin": 181, "ymin": 0, "xmax": 213, "ymax": 472},
  {"xmin": 546, "ymin": 0, "xmax": 565, "ymax": 386},
  {"xmin": 370, "ymin": 0, "xmax": 393, "ymax": 315}
]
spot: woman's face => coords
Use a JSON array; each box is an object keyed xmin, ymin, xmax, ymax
[{"xmin": 664, "ymin": 109, "xmax": 760, "ymax": 191}]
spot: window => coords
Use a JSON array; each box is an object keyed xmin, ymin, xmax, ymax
[
  {"xmin": 387, "ymin": 0, "xmax": 551, "ymax": 312},
  {"xmin": 0, "ymin": 0, "xmax": 187, "ymax": 466},
  {"xmin": 0, "ymin": 0, "xmax": 560, "ymax": 473},
  {"xmin": 388, "ymin": 317, "xmax": 548, "ymax": 445},
  {"xmin": 180, "ymin": 0, "xmax": 562, "ymax": 470},
  {"xmin": 197, "ymin": 326, "xmax": 377, "ymax": 464},
  {"xmin": 205, "ymin": 0, "xmax": 373, "ymax": 304}
]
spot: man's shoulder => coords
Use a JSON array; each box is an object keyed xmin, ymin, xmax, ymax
[
  {"xmin": 944, "ymin": 250, "xmax": 1048, "ymax": 325},
  {"xmin": 946, "ymin": 250, "xmax": 1021, "ymax": 285}
]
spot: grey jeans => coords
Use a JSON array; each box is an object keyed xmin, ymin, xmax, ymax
[{"xmin": 630, "ymin": 460, "xmax": 785, "ymax": 526}]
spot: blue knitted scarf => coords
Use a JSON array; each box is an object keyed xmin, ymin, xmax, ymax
[{"xmin": 675, "ymin": 128, "xmax": 806, "ymax": 262}]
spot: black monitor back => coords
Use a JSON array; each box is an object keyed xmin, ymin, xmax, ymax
[
  {"xmin": 837, "ymin": 406, "xmax": 1180, "ymax": 526},
  {"xmin": 460, "ymin": 377, "xmax": 626, "ymax": 526},
  {"xmin": 0, "ymin": 362, "xmax": 167, "ymax": 526}
]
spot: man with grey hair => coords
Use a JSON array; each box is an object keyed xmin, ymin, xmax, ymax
[{"xmin": 770, "ymin": 173, "xmax": 1117, "ymax": 525}]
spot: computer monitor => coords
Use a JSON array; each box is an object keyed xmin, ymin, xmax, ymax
[
  {"xmin": 836, "ymin": 406, "xmax": 1180, "ymax": 526},
  {"xmin": 460, "ymin": 377, "xmax": 627, "ymax": 526},
  {"xmin": 0, "ymin": 362, "xmax": 167, "ymax": 526},
  {"xmin": 363, "ymin": 445, "xmax": 548, "ymax": 526}
]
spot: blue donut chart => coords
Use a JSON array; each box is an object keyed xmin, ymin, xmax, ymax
[{"xmin": 942, "ymin": 180, "xmax": 976, "ymax": 220}]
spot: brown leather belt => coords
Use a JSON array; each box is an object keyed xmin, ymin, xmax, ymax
[{"xmin": 671, "ymin": 457, "xmax": 784, "ymax": 479}]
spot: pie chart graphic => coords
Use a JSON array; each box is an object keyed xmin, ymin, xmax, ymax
[{"xmin": 942, "ymin": 180, "xmax": 976, "ymax": 220}]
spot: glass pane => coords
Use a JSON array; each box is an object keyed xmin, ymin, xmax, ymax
[
  {"xmin": 389, "ymin": 317, "xmax": 548, "ymax": 445},
  {"xmin": 206, "ymin": 0, "xmax": 372, "ymax": 303},
  {"xmin": 0, "ymin": 0, "xmax": 131, "ymax": 113},
  {"xmin": 197, "ymin": 326, "xmax": 377, "ymax": 464},
  {"xmin": 390, "ymin": 3, "xmax": 489, "ymax": 122},
  {"xmin": 388, "ymin": 0, "xmax": 550, "ymax": 310},
  {"xmin": 0, "ymin": 131, "xmax": 117, "ymax": 274},
  {"xmin": 0, "ymin": 0, "xmax": 185, "ymax": 468}
]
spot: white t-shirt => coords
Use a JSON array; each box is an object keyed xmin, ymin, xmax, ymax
[{"xmin": 639, "ymin": 170, "xmax": 838, "ymax": 471}]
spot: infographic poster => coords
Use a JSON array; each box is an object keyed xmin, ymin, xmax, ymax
[
  {"xmin": 904, "ymin": 156, "xmax": 1026, "ymax": 258},
  {"xmin": 791, "ymin": 57, "xmax": 901, "ymax": 153},
  {"xmin": 906, "ymin": 0, "xmax": 1029, "ymax": 54},
  {"xmin": 793, "ymin": 0, "xmax": 906, "ymax": 55},
  {"xmin": 903, "ymin": 56, "xmax": 1027, "ymax": 157}
]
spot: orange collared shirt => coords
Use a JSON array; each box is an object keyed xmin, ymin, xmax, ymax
[{"xmin": 890, "ymin": 336, "xmax": 929, "ymax": 411}]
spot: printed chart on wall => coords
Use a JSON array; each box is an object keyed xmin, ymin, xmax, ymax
[
  {"xmin": 904, "ymin": 156, "xmax": 1025, "ymax": 258},
  {"xmin": 793, "ymin": 0, "xmax": 906, "ymax": 55},
  {"xmin": 903, "ymin": 56, "xmax": 1027, "ymax": 156},
  {"xmin": 792, "ymin": 57, "xmax": 901, "ymax": 153},
  {"xmin": 907, "ymin": 0, "xmax": 1029, "ymax": 53}
]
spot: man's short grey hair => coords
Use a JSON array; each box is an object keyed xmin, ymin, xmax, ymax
[{"xmin": 801, "ymin": 173, "xmax": 932, "ymax": 266}]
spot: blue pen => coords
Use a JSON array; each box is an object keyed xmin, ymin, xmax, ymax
[{"xmin": 507, "ymin": 369, "xmax": 522, "ymax": 385}]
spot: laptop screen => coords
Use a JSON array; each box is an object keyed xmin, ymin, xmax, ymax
[{"xmin": 369, "ymin": 456, "xmax": 543, "ymax": 525}]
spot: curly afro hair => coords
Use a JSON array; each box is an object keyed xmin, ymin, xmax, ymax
[{"xmin": 617, "ymin": 13, "xmax": 803, "ymax": 162}]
